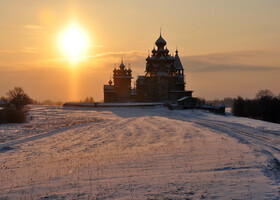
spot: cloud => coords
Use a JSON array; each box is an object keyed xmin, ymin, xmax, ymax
[
  {"xmin": 94, "ymin": 50, "xmax": 280, "ymax": 73},
  {"xmin": 83, "ymin": 49, "xmax": 280, "ymax": 74},
  {"xmin": 24, "ymin": 25, "xmax": 43, "ymax": 30},
  {"xmin": 90, "ymin": 51, "xmax": 146, "ymax": 61},
  {"xmin": 84, "ymin": 51, "xmax": 146, "ymax": 72},
  {"xmin": 2, "ymin": 49, "xmax": 279, "ymax": 75},
  {"xmin": 0, "ymin": 50, "xmax": 17, "ymax": 53},
  {"xmin": 186, "ymin": 62, "xmax": 279, "ymax": 72},
  {"xmin": 181, "ymin": 51, "xmax": 280, "ymax": 73},
  {"xmin": 38, "ymin": 50, "xmax": 145, "ymax": 66},
  {"xmin": 19, "ymin": 47, "xmax": 39, "ymax": 54},
  {"xmin": 24, "ymin": 24, "xmax": 50, "ymax": 39},
  {"xmin": 0, "ymin": 47, "xmax": 39, "ymax": 55}
]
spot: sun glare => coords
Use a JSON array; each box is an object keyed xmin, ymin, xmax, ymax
[{"xmin": 59, "ymin": 23, "xmax": 89, "ymax": 64}]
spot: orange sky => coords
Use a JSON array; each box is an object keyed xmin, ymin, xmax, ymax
[{"xmin": 0, "ymin": 0, "xmax": 280, "ymax": 101}]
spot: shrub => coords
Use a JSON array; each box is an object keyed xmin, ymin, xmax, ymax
[
  {"xmin": 80, "ymin": 97, "xmax": 95, "ymax": 103},
  {"xmin": 197, "ymin": 98, "xmax": 206, "ymax": 106},
  {"xmin": 0, "ymin": 87, "xmax": 32, "ymax": 124},
  {"xmin": 0, "ymin": 109, "xmax": 27, "ymax": 124}
]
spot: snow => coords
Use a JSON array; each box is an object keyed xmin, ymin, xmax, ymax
[
  {"xmin": 0, "ymin": 105, "xmax": 279, "ymax": 199},
  {"xmin": 64, "ymin": 102, "xmax": 164, "ymax": 107},
  {"xmin": 0, "ymin": 106, "xmax": 99, "ymax": 144}
]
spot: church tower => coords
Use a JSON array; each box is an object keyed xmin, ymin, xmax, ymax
[{"xmin": 104, "ymin": 59, "xmax": 133, "ymax": 103}]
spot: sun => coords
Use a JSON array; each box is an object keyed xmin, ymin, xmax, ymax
[{"xmin": 59, "ymin": 23, "xmax": 89, "ymax": 64}]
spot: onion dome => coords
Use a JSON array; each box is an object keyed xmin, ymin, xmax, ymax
[
  {"xmin": 155, "ymin": 34, "xmax": 166, "ymax": 47},
  {"xmin": 128, "ymin": 66, "xmax": 132, "ymax": 72},
  {"xmin": 152, "ymin": 48, "xmax": 156, "ymax": 55},
  {"xmin": 164, "ymin": 47, "xmax": 169, "ymax": 54},
  {"xmin": 108, "ymin": 79, "xmax": 113, "ymax": 85},
  {"xmin": 119, "ymin": 59, "xmax": 125, "ymax": 70}
]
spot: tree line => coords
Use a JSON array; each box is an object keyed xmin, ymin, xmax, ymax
[{"xmin": 232, "ymin": 89, "xmax": 280, "ymax": 124}]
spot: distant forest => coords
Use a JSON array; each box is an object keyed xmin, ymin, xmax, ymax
[
  {"xmin": 232, "ymin": 90, "xmax": 280, "ymax": 124},
  {"xmin": 206, "ymin": 98, "xmax": 234, "ymax": 107},
  {"xmin": 202, "ymin": 90, "xmax": 280, "ymax": 124}
]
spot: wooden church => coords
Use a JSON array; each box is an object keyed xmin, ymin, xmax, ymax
[{"xmin": 104, "ymin": 33, "xmax": 193, "ymax": 103}]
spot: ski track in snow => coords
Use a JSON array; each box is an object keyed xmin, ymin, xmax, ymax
[{"xmin": 0, "ymin": 105, "xmax": 279, "ymax": 199}]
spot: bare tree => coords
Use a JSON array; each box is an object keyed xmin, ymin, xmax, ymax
[
  {"xmin": 256, "ymin": 89, "xmax": 274, "ymax": 99},
  {"xmin": 7, "ymin": 87, "xmax": 32, "ymax": 110}
]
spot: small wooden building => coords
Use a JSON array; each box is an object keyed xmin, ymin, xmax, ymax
[{"xmin": 177, "ymin": 96, "xmax": 198, "ymax": 108}]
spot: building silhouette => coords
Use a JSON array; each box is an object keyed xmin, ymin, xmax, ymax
[
  {"xmin": 104, "ymin": 33, "xmax": 193, "ymax": 103},
  {"xmin": 136, "ymin": 33, "xmax": 192, "ymax": 102},
  {"xmin": 104, "ymin": 59, "xmax": 133, "ymax": 103}
]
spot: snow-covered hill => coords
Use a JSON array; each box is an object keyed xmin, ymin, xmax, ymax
[{"xmin": 0, "ymin": 106, "xmax": 279, "ymax": 199}]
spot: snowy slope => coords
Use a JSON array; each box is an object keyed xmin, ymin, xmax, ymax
[{"xmin": 0, "ymin": 106, "xmax": 279, "ymax": 199}]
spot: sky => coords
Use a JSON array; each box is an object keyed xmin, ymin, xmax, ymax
[{"xmin": 0, "ymin": 0, "xmax": 280, "ymax": 101}]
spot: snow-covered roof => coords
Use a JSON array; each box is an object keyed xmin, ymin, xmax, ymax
[{"xmin": 177, "ymin": 96, "xmax": 191, "ymax": 101}]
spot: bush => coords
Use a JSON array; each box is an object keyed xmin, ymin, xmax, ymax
[
  {"xmin": 0, "ymin": 87, "xmax": 32, "ymax": 124},
  {"xmin": 197, "ymin": 98, "xmax": 206, "ymax": 106},
  {"xmin": 0, "ymin": 109, "xmax": 27, "ymax": 124},
  {"xmin": 80, "ymin": 97, "xmax": 95, "ymax": 103}
]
